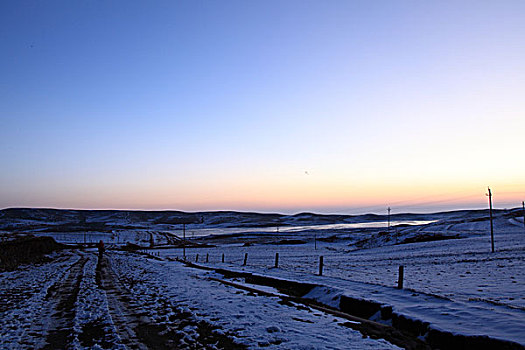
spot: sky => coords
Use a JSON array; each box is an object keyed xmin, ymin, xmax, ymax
[{"xmin": 1, "ymin": 1, "xmax": 524, "ymax": 214}]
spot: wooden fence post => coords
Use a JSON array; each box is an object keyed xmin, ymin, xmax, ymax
[
  {"xmin": 274, "ymin": 253, "xmax": 279, "ymax": 268},
  {"xmin": 195, "ymin": 254, "xmax": 199, "ymax": 263},
  {"xmin": 319, "ymin": 256, "xmax": 324, "ymax": 276},
  {"xmin": 206, "ymin": 253, "xmax": 209, "ymax": 263},
  {"xmin": 222, "ymin": 253, "xmax": 225, "ymax": 263},
  {"xmin": 397, "ymin": 265, "xmax": 404, "ymax": 289},
  {"xmin": 243, "ymin": 253, "xmax": 248, "ymax": 266}
]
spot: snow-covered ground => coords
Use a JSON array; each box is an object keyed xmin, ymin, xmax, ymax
[
  {"xmin": 158, "ymin": 216, "xmax": 525, "ymax": 308},
  {"xmin": 152, "ymin": 215, "xmax": 525, "ymax": 347},
  {"xmin": 0, "ymin": 248, "xmax": 402, "ymax": 349},
  {"xmin": 0, "ymin": 250, "xmax": 124, "ymax": 349},
  {"xmin": 2, "ymin": 208, "xmax": 524, "ymax": 348},
  {"xmin": 0, "ymin": 251, "xmax": 80, "ymax": 348},
  {"xmin": 109, "ymin": 252, "xmax": 399, "ymax": 349}
]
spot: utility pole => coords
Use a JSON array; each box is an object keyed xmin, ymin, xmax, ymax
[
  {"xmin": 183, "ymin": 223, "xmax": 186, "ymax": 260},
  {"xmin": 522, "ymin": 201, "xmax": 525, "ymax": 230},
  {"xmin": 387, "ymin": 207, "xmax": 390, "ymax": 231},
  {"xmin": 487, "ymin": 187, "xmax": 494, "ymax": 253}
]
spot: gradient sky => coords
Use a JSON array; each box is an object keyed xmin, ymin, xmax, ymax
[{"xmin": 1, "ymin": 1, "xmax": 524, "ymax": 214}]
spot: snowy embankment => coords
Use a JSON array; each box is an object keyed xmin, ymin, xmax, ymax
[{"xmin": 231, "ymin": 265, "xmax": 525, "ymax": 347}]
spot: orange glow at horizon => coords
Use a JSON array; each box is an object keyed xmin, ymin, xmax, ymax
[{"xmin": 35, "ymin": 176, "xmax": 524, "ymax": 214}]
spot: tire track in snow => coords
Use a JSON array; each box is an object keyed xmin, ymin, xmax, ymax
[
  {"xmin": 0, "ymin": 251, "xmax": 80, "ymax": 349},
  {"xmin": 96, "ymin": 254, "xmax": 149, "ymax": 349},
  {"xmin": 42, "ymin": 251, "xmax": 88, "ymax": 349},
  {"xmin": 98, "ymin": 253, "xmax": 246, "ymax": 349}
]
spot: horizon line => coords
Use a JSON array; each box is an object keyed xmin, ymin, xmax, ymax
[{"xmin": 1, "ymin": 205, "xmax": 520, "ymax": 217}]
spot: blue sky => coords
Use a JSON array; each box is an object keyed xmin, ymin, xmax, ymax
[{"xmin": 1, "ymin": 1, "xmax": 524, "ymax": 214}]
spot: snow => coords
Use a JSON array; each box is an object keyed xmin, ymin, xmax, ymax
[
  {"xmin": 2, "ymin": 208, "xmax": 524, "ymax": 348},
  {"xmin": 0, "ymin": 250, "xmax": 129, "ymax": 349},
  {"xmin": 108, "ymin": 252, "xmax": 400, "ymax": 349},
  {"xmin": 72, "ymin": 252, "xmax": 125, "ymax": 349},
  {"xmin": 303, "ymin": 286, "xmax": 343, "ymax": 309},
  {"xmin": 154, "ymin": 214, "xmax": 525, "ymax": 346},
  {"xmin": 0, "ymin": 251, "xmax": 80, "ymax": 348}
]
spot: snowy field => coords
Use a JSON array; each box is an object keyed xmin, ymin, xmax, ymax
[
  {"xmin": 1, "ymin": 208, "xmax": 524, "ymax": 348},
  {"xmin": 151, "ymin": 214, "xmax": 525, "ymax": 347},
  {"xmin": 158, "ymin": 215, "xmax": 525, "ymax": 310}
]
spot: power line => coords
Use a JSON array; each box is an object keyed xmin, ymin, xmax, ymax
[{"xmin": 342, "ymin": 193, "xmax": 483, "ymax": 214}]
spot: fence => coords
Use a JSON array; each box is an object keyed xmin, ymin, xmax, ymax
[{"xmin": 164, "ymin": 248, "xmax": 406, "ymax": 289}]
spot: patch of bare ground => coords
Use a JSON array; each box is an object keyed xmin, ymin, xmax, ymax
[{"xmin": 77, "ymin": 317, "xmax": 115, "ymax": 349}]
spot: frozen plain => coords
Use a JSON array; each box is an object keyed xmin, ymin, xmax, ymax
[
  {"xmin": 1, "ymin": 208, "xmax": 524, "ymax": 349},
  {"xmin": 154, "ymin": 214, "xmax": 525, "ymax": 348}
]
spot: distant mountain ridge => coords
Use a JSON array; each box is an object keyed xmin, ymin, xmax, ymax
[{"xmin": 1, "ymin": 207, "xmax": 519, "ymax": 234}]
